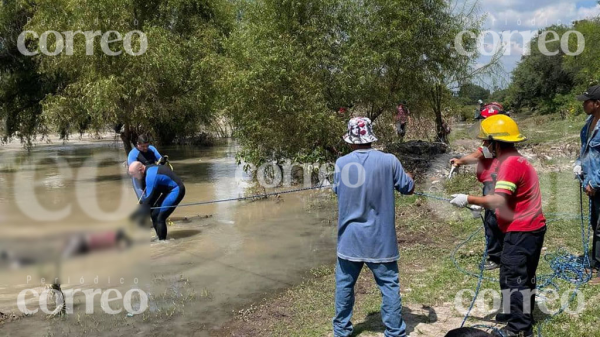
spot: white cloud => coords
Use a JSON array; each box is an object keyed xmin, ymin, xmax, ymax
[
  {"xmin": 472, "ymin": 0, "xmax": 600, "ymax": 88},
  {"xmin": 578, "ymin": 5, "xmax": 600, "ymax": 19},
  {"xmin": 481, "ymin": 1, "xmax": 600, "ymax": 31}
]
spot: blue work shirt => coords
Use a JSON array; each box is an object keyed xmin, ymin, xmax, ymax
[
  {"xmin": 333, "ymin": 149, "xmax": 414, "ymax": 263},
  {"xmin": 577, "ymin": 115, "xmax": 600, "ymax": 189}
]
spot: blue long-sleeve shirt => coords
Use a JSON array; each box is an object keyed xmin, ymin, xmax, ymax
[
  {"xmin": 578, "ymin": 115, "xmax": 600, "ymax": 190},
  {"xmin": 333, "ymin": 149, "xmax": 414, "ymax": 263}
]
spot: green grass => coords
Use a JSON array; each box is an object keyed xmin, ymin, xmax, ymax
[
  {"xmin": 517, "ymin": 115, "xmax": 585, "ymax": 145},
  {"xmin": 221, "ymin": 114, "xmax": 600, "ymax": 337}
]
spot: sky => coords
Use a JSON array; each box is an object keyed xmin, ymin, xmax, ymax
[{"xmin": 471, "ymin": 0, "xmax": 600, "ymax": 90}]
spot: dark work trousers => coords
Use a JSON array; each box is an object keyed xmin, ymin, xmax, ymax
[
  {"xmin": 483, "ymin": 182, "xmax": 504, "ymax": 264},
  {"xmin": 500, "ymin": 226, "xmax": 546, "ymax": 334},
  {"xmin": 589, "ymin": 194, "xmax": 600, "ymax": 268}
]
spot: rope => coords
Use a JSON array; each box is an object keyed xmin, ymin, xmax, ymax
[
  {"xmin": 445, "ymin": 181, "xmax": 593, "ymax": 337},
  {"xmin": 461, "ymin": 214, "xmax": 488, "ymax": 328},
  {"xmin": 414, "ymin": 191, "xmax": 451, "ymax": 202},
  {"xmin": 140, "ymin": 173, "xmax": 593, "ymax": 336},
  {"xmin": 150, "ymin": 181, "xmax": 329, "ymax": 210}
]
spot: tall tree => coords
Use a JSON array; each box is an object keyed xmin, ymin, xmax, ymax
[
  {"xmin": 226, "ymin": 0, "xmax": 490, "ymax": 166},
  {"xmin": 0, "ymin": 0, "xmax": 63, "ymax": 146},
  {"xmin": 459, "ymin": 83, "xmax": 490, "ymax": 104},
  {"xmin": 507, "ymin": 25, "xmax": 578, "ymax": 114},
  {"xmin": 24, "ymin": 0, "xmax": 233, "ymax": 153}
]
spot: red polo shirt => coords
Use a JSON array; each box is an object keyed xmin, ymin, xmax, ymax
[
  {"xmin": 494, "ymin": 150, "xmax": 546, "ymax": 233},
  {"xmin": 477, "ymin": 147, "xmax": 499, "ymax": 183}
]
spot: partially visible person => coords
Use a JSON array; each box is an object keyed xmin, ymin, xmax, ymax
[
  {"xmin": 127, "ymin": 135, "xmax": 168, "ymax": 199},
  {"xmin": 332, "ymin": 117, "xmax": 414, "ymax": 337},
  {"xmin": 575, "ymin": 85, "xmax": 600, "ymax": 276},
  {"xmin": 395, "ymin": 101, "xmax": 410, "ymax": 139},
  {"xmin": 474, "ymin": 99, "xmax": 484, "ymax": 119},
  {"xmin": 450, "ymin": 117, "xmax": 503, "ymax": 271},
  {"xmin": 127, "ymin": 134, "xmax": 164, "ymax": 166},
  {"xmin": 129, "ymin": 161, "xmax": 186, "ymax": 241},
  {"xmin": 479, "ymin": 102, "xmax": 505, "ymax": 119},
  {"xmin": 449, "ymin": 115, "xmax": 545, "ymax": 337},
  {"xmin": 62, "ymin": 229, "xmax": 132, "ymax": 258}
]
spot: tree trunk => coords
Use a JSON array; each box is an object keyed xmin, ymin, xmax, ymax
[
  {"xmin": 432, "ymin": 83, "xmax": 449, "ymax": 144},
  {"xmin": 120, "ymin": 123, "xmax": 136, "ymax": 155}
]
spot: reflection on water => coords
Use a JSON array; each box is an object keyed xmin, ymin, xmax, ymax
[{"xmin": 0, "ymin": 139, "xmax": 337, "ymax": 336}]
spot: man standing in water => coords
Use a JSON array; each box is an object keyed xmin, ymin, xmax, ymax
[
  {"xmin": 127, "ymin": 135, "xmax": 168, "ymax": 199},
  {"xmin": 129, "ymin": 161, "xmax": 186, "ymax": 240},
  {"xmin": 332, "ymin": 117, "xmax": 414, "ymax": 337}
]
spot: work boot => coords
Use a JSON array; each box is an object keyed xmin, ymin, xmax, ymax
[
  {"xmin": 482, "ymin": 260, "xmax": 500, "ymax": 270},
  {"xmin": 494, "ymin": 312, "xmax": 510, "ymax": 322},
  {"xmin": 492, "ymin": 327, "xmax": 532, "ymax": 337}
]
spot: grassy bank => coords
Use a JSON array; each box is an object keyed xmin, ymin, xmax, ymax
[{"xmin": 214, "ymin": 114, "xmax": 599, "ymax": 337}]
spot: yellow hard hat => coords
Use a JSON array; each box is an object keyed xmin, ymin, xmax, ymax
[{"xmin": 477, "ymin": 115, "xmax": 526, "ymax": 143}]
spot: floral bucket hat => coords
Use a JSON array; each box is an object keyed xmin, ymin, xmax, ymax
[{"xmin": 343, "ymin": 117, "xmax": 378, "ymax": 144}]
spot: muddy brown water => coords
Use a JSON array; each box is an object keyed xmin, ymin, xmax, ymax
[{"xmin": 0, "ymin": 139, "xmax": 337, "ymax": 336}]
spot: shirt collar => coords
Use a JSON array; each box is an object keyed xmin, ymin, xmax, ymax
[{"xmin": 497, "ymin": 148, "xmax": 520, "ymax": 163}]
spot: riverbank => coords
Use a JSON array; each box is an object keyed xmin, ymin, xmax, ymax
[
  {"xmin": 0, "ymin": 139, "xmax": 340, "ymax": 337},
  {"xmin": 213, "ymin": 114, "xmax": 600, "ymax": 337}
]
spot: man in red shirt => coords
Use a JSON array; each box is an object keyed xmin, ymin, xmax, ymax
[
  {"xmin": 451, "ymin": 135, "xmax": 503, "ymax": 270},
  {"xmin": 449, "ymin": 115, "xmax": 546, "ymax": 337}
]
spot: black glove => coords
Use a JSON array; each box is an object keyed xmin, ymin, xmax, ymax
[
  {"xmin": 129, "ymin": 204, "xmax": 151, "ymax": 227},
  {"xmin": 158, "ymin": 155, "xmax": 168, "ymax": 165}
]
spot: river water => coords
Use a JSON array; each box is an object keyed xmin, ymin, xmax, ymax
[{"xmin": 0, "ymin": 139, "xmax": 337, "ymax": 336}]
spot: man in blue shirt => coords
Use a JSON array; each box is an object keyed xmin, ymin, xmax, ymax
[
  {"xmin": 127, "ymin": 135, "xmax": 167, "ymax": 199},
  {"xmin": 128, "ymin": 161, "xmax": 185, "ymax": 240},
  {"xmin": 575, "ymin": 85, "xmax": 600, "ymax": 274},
  {"xmin": 332, "ymin": 117, "xmax": 414, "ymax": 337}
]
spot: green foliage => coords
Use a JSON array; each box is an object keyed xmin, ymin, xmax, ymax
[
  {"xmin": 458, "ymin": 83, "xmax": 490, "ymax": 105},
  {"xmin": 226, "ymin": 0, "xmax": 489, "ymax": 166},
  {"xmin": 506, "ymin": 20, "xmax": 600, "ymax": 116},
  {"xmin": 0, "ymin": 1, "xmax": 60, "ymax": 145},
  {"xmin": 489, "ymin": 88, "xmax": 509, "ymax": 105},
  {"xmin": 563, "ymin": 19, "xmax": 600, "ymax": 87},
  {"xmin": 1, "ymin": 0, "xmax": 491, "ymax": 160},
  {"xmin": 507, "ymin": 25, "xmax": 577, "ymax": 115},
  {"xmin": 1, "ymin": 0, "xmax": 234, "ymax": 150}
]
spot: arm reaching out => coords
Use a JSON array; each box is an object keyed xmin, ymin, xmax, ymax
[{"xmin": 450, "ymin": 149, "xmax": 483, "ymax": 167}]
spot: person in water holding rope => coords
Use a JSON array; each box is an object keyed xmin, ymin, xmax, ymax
[
  {"xmin": 575, "ymin": 85, "xmax": 600, "ymax": 277},
  {"xmin": 127, "ymin": 135, "xmax": 170, "ymax": 199},
  {"xmin": 128, "ymin": 161, "xmax": 185, "ymax": 240},
  {"xmin": 332, "ymin": 117, "xmax": 414, "ymax": 337},
  {"xmin": 450, "ymin": 117, "xmax": 503, "ymax": 271},
  {"xmin": 449, "ymin": 115, "xmax": 546, "ymax": 337}
]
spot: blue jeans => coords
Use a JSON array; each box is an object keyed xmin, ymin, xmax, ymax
[{"xmin": 333, "ymin": 257, "xmax": 407, "ymax": 337}]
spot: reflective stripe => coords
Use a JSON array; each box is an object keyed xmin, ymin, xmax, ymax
[{"xmin": 495, "ymin": 181, "xmax": 516, "ymax": 192}]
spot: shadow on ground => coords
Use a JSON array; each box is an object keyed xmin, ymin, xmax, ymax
[{"xmin": 352, "ymin": 305, "xmax": 437, "ymax": 336}]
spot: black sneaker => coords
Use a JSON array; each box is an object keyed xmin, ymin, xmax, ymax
[
  {"xmin": 492, "ymin": 327, "xmax": 532, "ymax": 337},
  {"xmin": 482, "ymin": 260, "xmax": 500, "ymax": 270},
  {"xmin": 494, "ymin": 312, "xmax": 510, "ymax": 322}
]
